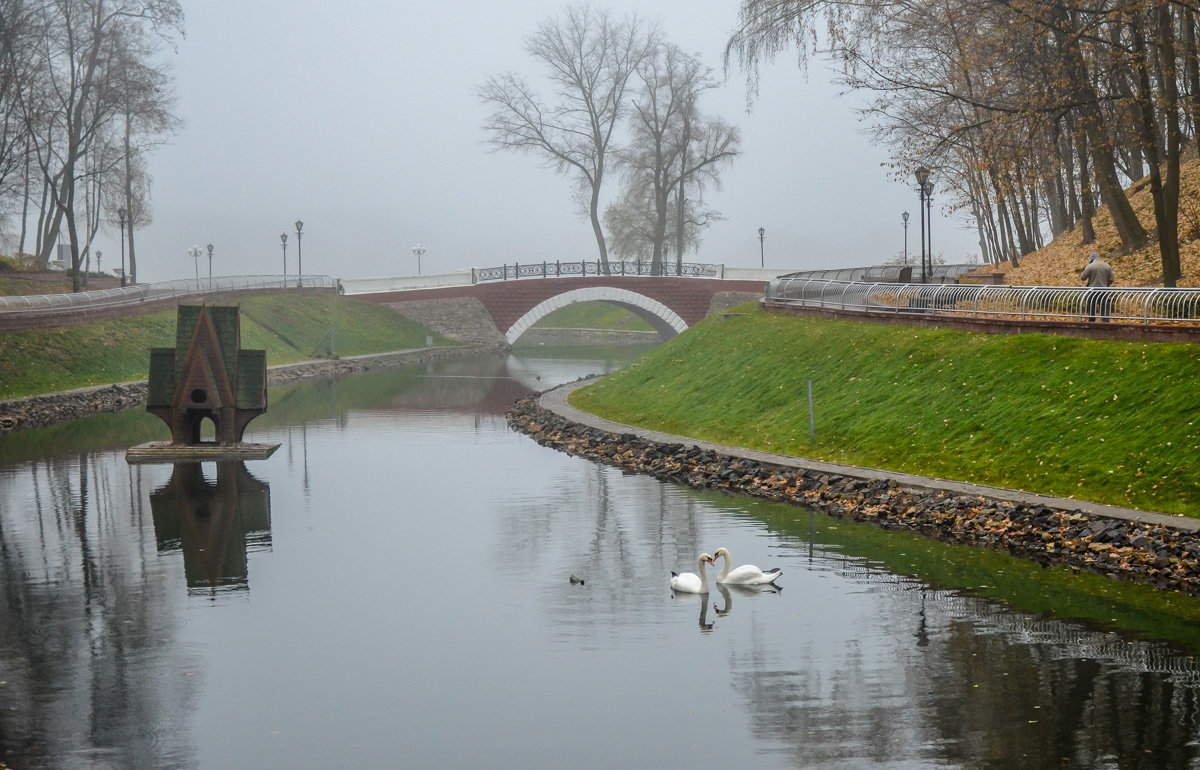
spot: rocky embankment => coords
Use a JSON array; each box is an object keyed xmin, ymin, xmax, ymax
[
  {"xmin": 0, "ymin": 346, "xmax": 480, "ymax": 434},
  {"xmin": 507, "ymin": 395, "xmax": 1200, "ymax": 597}
]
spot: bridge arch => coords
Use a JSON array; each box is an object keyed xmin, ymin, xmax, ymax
[{"xmin": 503, "ymin": 286, "xmax": 689, "ymax": 345}]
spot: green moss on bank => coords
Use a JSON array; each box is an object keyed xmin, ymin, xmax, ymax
[
  {"xmin": 572, "ymin": 304, "xmax": 1200, "ymax": 517},
  {"xmin": 0, "ymin": 294, "xmax": 449, "ymax": 400}
]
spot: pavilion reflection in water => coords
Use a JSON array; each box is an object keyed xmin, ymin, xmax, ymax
[{"xmin": 150, "ymin": 461, "xmax": 272, "ymax": 595}]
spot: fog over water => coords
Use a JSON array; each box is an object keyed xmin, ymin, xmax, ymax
[{"xmin": 112, "ymin": 0, "xmax": 981, "ymax": 284}]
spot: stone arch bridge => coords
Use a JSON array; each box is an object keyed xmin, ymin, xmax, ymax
[{"xmin": 343, "ymin": 264, "xmax": 780, "ymax": 347}]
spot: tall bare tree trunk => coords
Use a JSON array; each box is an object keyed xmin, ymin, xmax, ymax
[{"xmin": 1052, "ymin": 14, "xmax": 1148, "ymax": 251}]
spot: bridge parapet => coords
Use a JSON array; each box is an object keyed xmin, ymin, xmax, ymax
[{"xmin": 473, "ymin": 260, "xmax": 719, "ymax": 281}]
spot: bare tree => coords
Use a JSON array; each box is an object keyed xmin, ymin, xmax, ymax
[
  {"xmin": 479, "ymin": 3, "xmax": 658, "ymax": 272},
  {"xmin": 615, "ymin": 43, "xmax": 739, "ymax": 272},
  {"xmin": 22, "ymin": 0, "xmax": 181, "ymax": 289},
  {"xmin": 110, "ymin": 19, "xmax": 180, "ymax": 284}
]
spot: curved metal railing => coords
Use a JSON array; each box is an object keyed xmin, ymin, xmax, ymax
[
  {"xmin": 787, "ymin": 263, "xmax": 979, "ymax": 283},
  {"xmin": 472, "ymin": 260, "xmax": 720, "ymax": 282},
  {"xmin": 0, "ymin": 274, "xmax": 335, "ymax": 314},
  {"xmin": 764, "ymin": 276, "xmax": 1200, "ymax": 324}
]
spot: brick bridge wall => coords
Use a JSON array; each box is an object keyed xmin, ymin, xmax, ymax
[{"xmin": 360, "ymin": 276, "xmax": 766, "ymax": 338}]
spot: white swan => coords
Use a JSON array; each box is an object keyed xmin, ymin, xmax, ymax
[
  {"xmin": 712, "ymin": 547, "xmax": 782, "ymax": 585},
  {"xmin": 670, "ymin": 553, "xmax": 715, "ymax": 593}
]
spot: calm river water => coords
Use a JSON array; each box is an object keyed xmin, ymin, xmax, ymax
[{"xmin": 1, "ymin": 347, "xmax": 1199, "ymax": 769}]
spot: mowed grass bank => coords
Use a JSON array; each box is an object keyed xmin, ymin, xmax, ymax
[
  {"xmin": 532, "ymin": 300, "xmax": 653, "ymax": 331},
  {"xmin": 572, "ymin": 305, "xmax": 1200, "ymax": 517},
  {"xmin": 0, "ymin": 294, "xmax": 448, "ymax": 400}
]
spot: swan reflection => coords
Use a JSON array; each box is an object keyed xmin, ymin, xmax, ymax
[
  {"xmin": 714, "ymin": 582, "xmax": 781, "ymax": 618},
  {"xmin": 149, "ymin": 461, "xmax": 272, "ymax": 596}
]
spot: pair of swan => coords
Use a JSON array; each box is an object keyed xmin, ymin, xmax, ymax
[{"xmin": 670, "ymin": 547, "xmax": 782, "ymax": 593}]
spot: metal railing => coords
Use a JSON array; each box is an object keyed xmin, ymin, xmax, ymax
[
  {"xmin": 0, "ymin": 274, "xmax": 335, "ymax": 314},
  {"xmin": 472, "ymin": 260, "xmax": 720, "ymax": 282},
  {"xmin": 764, "ymin": 276, "xmax": 1200, "ymax": 325},
  {"xmin": 788, "ymin": 263, "xmax": 979, "ymax": 283}
]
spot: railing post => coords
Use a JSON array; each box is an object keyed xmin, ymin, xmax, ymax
[
  {"xmin": 556, "ymin": 260, "xmax": 560, "ymax": 277},
  {"xmin": 542, "ymin": 261, "xmax": 547, "ymax": 278}
]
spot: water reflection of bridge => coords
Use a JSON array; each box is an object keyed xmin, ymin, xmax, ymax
[{"xmin": 315, "ymin": 353, "xmax": 606, "ymax": 416}]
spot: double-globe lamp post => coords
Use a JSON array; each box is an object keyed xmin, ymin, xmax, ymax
[
  {"xmin": 914, "ymin": 166, "xmax": 933, "ymax": 283},
  {"xmin": 187, "ymin": 245, "xmax": 202, "ymax": 282},
  {"xmin": 412, "ymin": 244, "xmax": 426, "ymax": 275}
]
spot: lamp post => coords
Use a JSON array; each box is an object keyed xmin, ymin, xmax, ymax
[
  {"xmin": 902, "ymin": 211, "xmax": 909, "ymax": 266},
  {"xmin": 295, "ymin": 219, "xmax": 304, "ymax": 288},
  {"xmin": 96, "ymin": 250, "xmax": 101, "ymax": 278},
  {"xmin": 117, "ymin": 208, "xmax": 127, "ymax": 287},
  {"xmin": 923, "ymin": 181, "xmax": 934, "ymax": 281},
  {"xmin": 412, "ymin": 243, "xmax": 426, "ymax": 275},
  {"xmin": 280, "ymin": 233, "xmax": 288, "ymax": 283},
  {"xmin": 188, "ymin": 245, "xmax": 201, "ymax": 282},
  {"xmin": 914, "ymin": 167, "xmax": 931, "ymax": 282},
  {"xmin": 757, "ymin": 226, "xmax": 765, "ymax": 267},
  {"xmin": 206, "ymin": 243, "xmax": 213, "ymax": 285}
]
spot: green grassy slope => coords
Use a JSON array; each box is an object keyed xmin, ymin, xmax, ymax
[
  {"xmin": 0, "ymin": 294, "xmax": 449, "ymax": 400},
  {"xmin": 572, "ymin": 304, "xmax": 1200, "ymax": 517},
  {"xmin": 531, "ymin": 300, "xmax": 654, "ymax": 331}
]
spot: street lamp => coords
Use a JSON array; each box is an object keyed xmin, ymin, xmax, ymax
[
  {"xmin": 914, "ymin": 167, "xmax": 931, "ymax": 282},
  {"xmin": 280, "ymin": 233, "xmax": 288, "ymax": 283},
  {"xmin": 95, "ymin": 250, "xmax": 101, "ymax": 278},
  {"xmin": 902, "ymin": 211, "xmax": 909, "ymax": 266},
  {"xmin": 923, "ymin": 181, "xmax": 935, "ymax": 281},
  {"xmin": 295, "ymin": 219, "xmax": 304, "ymax": 288},
  {"xmin": 117, "ymin": 208, "xmax": 127, "ymax": 287},
  {"xmin": 412, "ymin": 243, "xmax": 426, "ymax": 275},
  {"xmin": 757, "ymin": 226, "xmax": 765, "ymax": 267},
  {"xmin": 206, "ymin": 243, "xmax": 214, "ymax": 285},
  {"xmin": 188, "ymin": 245, "xmax": 202, "ymax": 281}
]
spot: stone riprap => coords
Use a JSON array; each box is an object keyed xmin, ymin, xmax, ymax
[
  {"xmin": 506, "ymin": 394, "xmax": 1200, "ymax": 597},
  {"xmin": 0, "ymin": 346, "xmax": 476, "ymax": 434}
]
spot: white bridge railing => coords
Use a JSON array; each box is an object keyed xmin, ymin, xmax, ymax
[
  {"xmin": 336, "ymin": 263, "xmax": 791, "ymax": 296},
  {"xmin": 0, "ymin": 275, "xmax": 335, "ymax": 314},
  {"xmin": 765, "ymin": 276, "xmax": 1200, "ymax": 325},
  {"xmin": 472, "ymin": 260, "xmax": 720, "ymax": 281}
]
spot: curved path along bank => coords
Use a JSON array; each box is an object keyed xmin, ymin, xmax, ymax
[{"xmin": 509, "ymin": 377, "xmax": 1200, "ymax": 597}]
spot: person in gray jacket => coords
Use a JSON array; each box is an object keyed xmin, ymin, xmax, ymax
[{"xmin": 1080, "ymin": 251, "xmax": 1115, "ymax": 322}]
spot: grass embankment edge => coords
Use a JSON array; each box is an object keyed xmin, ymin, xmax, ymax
[
  {"xmin": 571, "ymin": 303, "xmax": 1200, "ymax": 518},
  {"xmin": 0, "ymin": 294, "xmax": 454, "ymax": 401}
]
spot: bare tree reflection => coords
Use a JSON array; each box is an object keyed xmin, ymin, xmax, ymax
[
  {"xmin": 721, "ymin": 553, "xmax": 1200, "ymax": 767},
  {"xmin": 0, "ymin": 452, "xmax": 199, "ymax": 769},
  {"xmin": 497, "ymin": 461, "xmax": 715, "ymax": 637},
  {"xmin": 150, "ymin": 462, "xmax": 272, "ymax": 596}
]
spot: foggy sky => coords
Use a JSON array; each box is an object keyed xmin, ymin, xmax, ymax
[{"xmin": 121, "ymin": 0, "xmax": 981, "ymax": 284}]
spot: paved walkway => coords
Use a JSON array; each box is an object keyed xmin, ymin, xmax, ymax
[{"xmin": 539, "ymin": 377, "xmax": 1200, "ymax": 533}]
